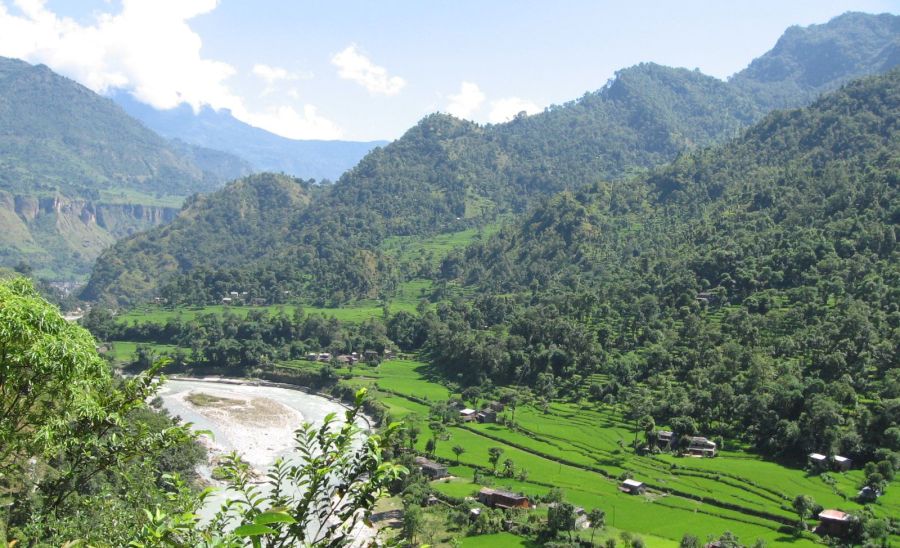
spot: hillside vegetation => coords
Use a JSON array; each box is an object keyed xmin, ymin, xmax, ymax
[
  {"xmin": 83, "ymin": 13, "xmax": 900, "ymax": 306},
  {"xmin": 428, "ymin": 68, "xmax": 900, "ymax": 461},
  {"xmin": 0, "ymin": 57, "xmax": 239, "ymax": 278}
]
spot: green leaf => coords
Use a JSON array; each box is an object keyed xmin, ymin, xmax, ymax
[
  {"xmin": 233, "ymin": 523, "xmax": 277, "ymax": 537},
  {"xmin": 254, "ymin": 510, "xmax": 297, "ymax": 525}
]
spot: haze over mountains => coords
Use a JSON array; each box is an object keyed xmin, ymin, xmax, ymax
[
  {"xmin": 111, "ymin": 91, "xmax": 387, "ymax": 181},
  {"xmin": 82, "ymin": 12, "xmax": 900, "ymax": 306}
]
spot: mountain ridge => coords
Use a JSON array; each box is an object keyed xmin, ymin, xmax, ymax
[
  {"xmin": 110, "ymin": 90, "xmax": 388, "ymax": 181},
  {"xmin": 84, "ymin": 12, "xmax": 900, "ymax": 305}
]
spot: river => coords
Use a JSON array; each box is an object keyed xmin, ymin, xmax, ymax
[{"xmin": 156, "ymin": 377, "xmax": 372, "ymax": 537}]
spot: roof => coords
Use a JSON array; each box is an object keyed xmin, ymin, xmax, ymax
[
  {"xmin": 479, "ymin": 487, "xmax": 526, "ymax": 500},
  {"xmin": 414, "ymin": 456, "xmax": 446, "ymax": 469},
  {"xmin": 460, "ymin": 408, "xmax": 477, "ymax": 415},
  {"xmin": 809, "ymin": 453, "xmax": 827, "ymax": 460},
  {"xmin": 833, "ymin": 455, "xmax": 850, "ymax": 463},
  {"xmin": 818, "ymin": 510, "xmax": 849, "ymax": 522},
  {"xmin": 622, "ymin": 479, "xmax": 644, "ymax": 488}
]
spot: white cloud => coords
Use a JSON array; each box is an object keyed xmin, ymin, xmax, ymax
[
  {"xmin": 488, "ymin": 96, "xmax": 541, "ymax": 123},
  {"xmin": 252, "ymin": 63, "xmax": 295, "ymax": 85},
  {"xmin": 446, "ymin": 81, "xmax": 485, "ymax": 119},
  {"xmin": 0, "ymin": 0, "xmax": 342, "ymax": 139},
  {"xmin": 331, "ymin": 44, "xmax": 405, "ymax": 95},
  {"xmin": 242, "ymin": 104, "xmax": 343, "ymax": 140}
]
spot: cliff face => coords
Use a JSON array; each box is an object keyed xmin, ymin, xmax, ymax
[{"xmin": 0, "ymin": 190, "xmax": 180, "ymax": 279}]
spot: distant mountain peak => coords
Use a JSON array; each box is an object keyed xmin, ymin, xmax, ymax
[{"xmin": 109, "ymin": 89, "xmax": 387, "ymax": 181}]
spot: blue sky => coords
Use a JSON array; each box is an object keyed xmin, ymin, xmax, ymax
[{"xmin": 2, "ymin": 0, "xmax": 898, "ymax": 140}]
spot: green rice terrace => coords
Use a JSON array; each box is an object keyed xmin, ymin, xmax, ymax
[{"xmin": 103, "ymin": 337, "xmax": 897, "ymax": 547}]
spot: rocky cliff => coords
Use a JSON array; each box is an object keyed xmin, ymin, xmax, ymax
[{"xmin": 0, "ymin": 190, "xmax": 180, "ymax": 279}]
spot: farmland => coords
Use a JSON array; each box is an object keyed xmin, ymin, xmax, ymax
[{"xmin": 100, "ymin": 337, "xmax": 896, "ymax": 546}]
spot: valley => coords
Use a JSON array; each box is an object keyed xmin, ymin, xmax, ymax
[{"xmin": 1, "ymin": 7, "xmax": 898, "ymax": 547}]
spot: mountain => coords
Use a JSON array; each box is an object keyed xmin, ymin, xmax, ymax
[
  {"xmin": 424, "ymin": 67, "xmax": 900, "ymax": 462},
  {"xmin": 84, "ymin": 12, "xmax": 900, "ymax": 306},
  {"xmin": 731, "ymin": 11, "xmax": 900, "ymax": 110},
  {"xmin": 110, "ymin": 91, "xmax": 387, "ymax": 181},
  {"xmin": 82, "ymin": 173, "xmax": 314, "ymax": 302},
  {"xmin": 0, "ymin": 57, "xmax": 241, "ymax": 279}
]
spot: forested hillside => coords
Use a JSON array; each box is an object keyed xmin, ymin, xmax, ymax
[
  {"xmin": 0, "ymin": 57, "xmax": 240, "ymax": 279},
  {"xmin": 84, "ymin": 12, "xmax": 900, "ymax": 306},
  {"xmin": 424, "ymin": 68, "xmax": 900, "ymax": 460},
  {"xmin": 82, "ymin": 173, "xmax": 315, "ymax": 303}
]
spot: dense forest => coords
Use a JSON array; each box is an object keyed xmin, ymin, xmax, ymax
[
  {"xmin": 418, "ymin": 69, "xmax": 900, "ymax": 463},
  {"xmin": 83, "ymin": 12, "xmax": 900, "ymax": 307},
  {"xmin": 85, "ymin": 69, "xmax": 900, "ymax": 470}
]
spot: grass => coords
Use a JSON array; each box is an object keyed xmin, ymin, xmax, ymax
[
  {"xmin": 105, "ymin": 341, "xmax": 181, "ymax": 364},
  {"xmin": 461, "ymin": 532, "xmax": 532, "ymax": 547},
  {"xmin": 106, "ymin": 307, "xmax": 896, "ymax": 546}
]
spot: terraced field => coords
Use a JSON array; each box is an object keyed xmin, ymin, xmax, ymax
[{"xmin": 103, "ymin": 350, "xmax": 896, "ymax": 546}]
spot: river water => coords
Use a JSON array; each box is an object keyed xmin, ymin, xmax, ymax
[{"xmin": 156, "ymin": 378, "xmax": 361, "ymax": 525}]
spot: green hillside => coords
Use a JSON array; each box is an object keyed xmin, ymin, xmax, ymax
[
  {"xmin": 81, "ymin": 173, "xmax": 315, "ymax": 303},
  {"xmin": 429, "ymin": 68, "xmax": 900, "ymax": 461},
  {"xmin": 83, "ymin": 13, "xmax": 900, "ymax": 307},
  {"xmin": 0, "ymin": 57, "xmax": 236, "ymax": 278}
]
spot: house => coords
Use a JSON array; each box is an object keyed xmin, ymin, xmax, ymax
[
  {"xmin": 306, "ymin": 353, "xmax": 318, "ymax": 362},
  {"xmin": 488, "ymin": 401, "xmax": 505, "ymax": 412},
  {"xmin": 336, "ymin": 355, "xmax": 353, "ymax": 364},
  {"xmin": 477, "ymin": 487, "xmax": 530, "ymax": 509},
  {"xmin": 317, "ymin": 352, "xmax": 332, "ymax": 362},
  {"xmin": 817, "ymin": 509, "xmax": 851, "ymax": 537},
  {"xmin": 833, "ymin": 455, "xmax": 851, "ymax": 471},
  {"xmin": 620, "ymin": 479, "xmax": 646, "ymax": 495},
  {"xmin": 221, "ymin": 297, "xmax": 233, "ymax": 305},
  {"xmin": 857, "ymin": 486, "xmax": 879, "ymax": 502},
  {"xmin": 575, "ymin": 506, "xmax": 589, "ymax": 529},
  {"xmin": 657, "ymin": 430, "xmax": 674, "ymax": 447},
  {"xmin": 808, "ymin": 453, "xmax": 828, "ymax": 469},
  {"xmin": 459, "ymin": 408, "xmax": 477, "ymax": 422},
  {"xmin": 687, "ymin": 436, "xmax": 717, "ymax": 457},
  {"xmin": 476, "ymin": 409, "xmax": 498, "ymax": 423},
  {"xmin": 363, "ymin": 350, "xmax": 380, "ymax": 363},
  {"xmin": 696, "ymin": 291, "xmax": 718, "ymax": 306},
  {"xmin": 414, "ymin": 456, "xmax": 449, "ymax": 480}
]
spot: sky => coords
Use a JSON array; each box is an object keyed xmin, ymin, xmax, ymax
[{"xmin": 0, "ymin": 0, "xmax": 897, "ymax": 141}]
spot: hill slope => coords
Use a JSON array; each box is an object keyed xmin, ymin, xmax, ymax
[
  {"xmin": 81, "ymin": 173, "xmax": 315, "ymax": 303},
  {"xmin": 111, "ymin": 91, "xmax": 387, "ymax": 181},
  {"xmin": 430, "ymin": 68, "xmax": 900, "ymax": 461},
  {"xmin": 0, "ymin": 57, "xmax": 235, "ymax": 279},
  {"xmin": 84, "ymin": 12, "xmax": 900, "ymax": 305}
]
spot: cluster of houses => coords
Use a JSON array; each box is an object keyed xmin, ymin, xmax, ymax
[
  {"xmin": 657, "ymin": 431, "xmax": 718, "ymax": 457},
  {"xmin": 304, "ymin": 349, "xmax": 395, "ymax": 364},
  {"xmin": 808, "ymin": 452, "xmax": 852, "ymax": 472},
  {"xmin": 221, "ymin": 291, "xmax": 268, "ymax": 306},
  {"xmin": 458, "ymin": 401, "xmax": 504, "ymax": 424}
]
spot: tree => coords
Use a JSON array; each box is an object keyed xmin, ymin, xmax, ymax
[
  {"xmin": 547, "ymin": 501, "xmax": 577, "ymax": 540},
  {"xmin": 488, "ymin": 446, "xmax": 504, "ymax": 474},
  {"xmin": 0, "ymin": 278, "xmax": 200, "ymax": 543},
  {"xmin": 402, "ymin": 503, "xmax": 424, "ymax": 544},
  {"xmin": 792, "ymin": 494, "xmax": 816, "ymax": 530},
  {"xmin": 679, "ymin": 534, "xmax": 700, "ymax": 548},
  {"xmin": 428, "ymin": 420, "xmax": 447, "ymax": 455},
  {"xmin": 452, "ymin": 444, "xmax": 466, "ymax": 465},
  {"xmin": 502, "ymin": 457, "xmax": 516, "ymax": 478},
  {"xmin": 588, "ymin": 508, "xmax": 606, "ymax": 545}
]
